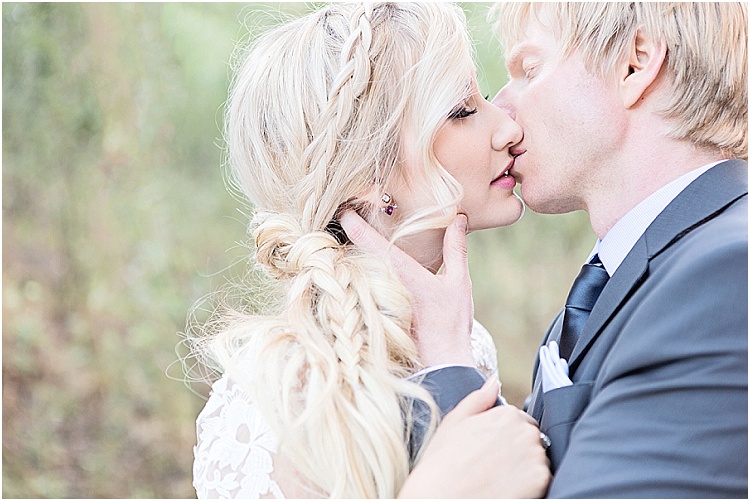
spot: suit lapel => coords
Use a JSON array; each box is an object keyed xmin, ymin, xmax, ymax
[
  {"xmin": 568, "ymin": 159, "xmax": 748, "ymax": 370},
  {"xmin": 643, "ymin": 159, "xmax": 747, "ymax": 257}
]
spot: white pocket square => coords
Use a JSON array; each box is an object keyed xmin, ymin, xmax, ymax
[{"xmin": 539, "ymin": 341, "xmax": 573, "ymax": 393}]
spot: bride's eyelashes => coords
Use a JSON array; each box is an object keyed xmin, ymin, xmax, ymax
[
  {"xmin": 448, "ymin": 96, "xmax": 480, "ymax": 120},
  {"xmin": 448, "ymin": 105, "xmax": 478, "ymax": 120},
  {"xmin": 448, "ymin": 93, "xmax": 490, "ymax": 120}
]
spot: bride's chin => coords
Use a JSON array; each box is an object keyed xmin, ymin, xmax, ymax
[
  {"xmin": 494, "ymin": 193, "xmax": 526, "ymax": 228},
  {"xmin": 467, "ymin": 195, "xmax": 527, "ymax": 232}
]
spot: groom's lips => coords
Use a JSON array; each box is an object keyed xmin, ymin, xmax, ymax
[
  {"xmin": 509, "ymin": 146, "xmax": 527, "ymax": 179},
  {"xmin": 509, "ymin": 144, "xmax": 525, "ymax": 157}
]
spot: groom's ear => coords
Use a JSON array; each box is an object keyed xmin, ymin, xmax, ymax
[{"xmin": 619, "ymin": 29, "xmax": 667, "ymax": 109}]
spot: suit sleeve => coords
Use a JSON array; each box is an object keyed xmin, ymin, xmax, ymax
[
  {"xmin": 406, "ymin": 366, "xmax": 489, "ymax": 463},
  {"xmin": 412, "ymin": 366, "xmax": 489, "ymax": 416},
  {"xmin": 549, "ymin": 233, "xmax": 748, "ymax": 498}
]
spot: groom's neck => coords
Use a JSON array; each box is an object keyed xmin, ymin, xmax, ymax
[{"xmin": 585, "ymin": 138, "xmax": 727, "ymax": 239}]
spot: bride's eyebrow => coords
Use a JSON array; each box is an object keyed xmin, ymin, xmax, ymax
[
  {"xmin": 457, "ymin": 79, "xmax": 474, "ymax": 98},
  {"xmin": 465, "ymin": 74, "xmax": 480, "ymax": 93}
]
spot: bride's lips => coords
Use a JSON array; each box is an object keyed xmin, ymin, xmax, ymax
[{"xmin": 491, "ymin": 158, "xmax": 517, "ymax": 189}]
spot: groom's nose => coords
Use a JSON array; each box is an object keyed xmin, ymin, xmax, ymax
[{"xmin": 491, "ymin": 88, "xmax": 516, "ymax": 121}]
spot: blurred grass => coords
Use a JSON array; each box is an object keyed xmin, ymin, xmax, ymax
[{"xmin": 2, "ymin": 3, "xmax": 593, "ymax": 498}]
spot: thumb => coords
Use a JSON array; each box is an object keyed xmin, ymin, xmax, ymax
[
  {"xmin": 441, "ymin": 214, "xmax": 469, "ymax": 280},
  {"xmin": 443, "ymin": 377, "xmax": 499, "ymax": 422}
]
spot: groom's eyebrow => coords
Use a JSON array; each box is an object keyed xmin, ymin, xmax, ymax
[{"xmin": 505, "ymin": 43, "xmax": 534, "ymax": 72}]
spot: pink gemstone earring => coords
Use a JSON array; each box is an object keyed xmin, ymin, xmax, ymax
[{"xmin": 380, "ymin": 193, "xmax": 397, "ymax": 216}]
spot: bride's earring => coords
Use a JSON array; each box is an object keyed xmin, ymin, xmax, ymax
[{"xmin": 380, "ymin": 193, "xmax": 397, "ymax": 216}]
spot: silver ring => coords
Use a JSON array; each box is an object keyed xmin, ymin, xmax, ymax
[{"xmin": 540, "ymin": 431, "xmax": 551, "ymax": 450}]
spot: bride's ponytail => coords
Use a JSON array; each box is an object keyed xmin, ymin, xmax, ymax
[{"xmin": 238, "ymin": 208, "xmax": 424, "ymax": 496}]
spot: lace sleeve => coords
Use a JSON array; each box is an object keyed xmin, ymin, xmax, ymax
[
  {"xmin": 470, "ymin": 319, "xmax": 506, "ymax": 403},
  {"xmin": 193, "ymin": 377, "xmax": 290, "ymax": 499},
  {"xmin": 470, "ymin": 319, "xmax": 498, "ymax": 377}
]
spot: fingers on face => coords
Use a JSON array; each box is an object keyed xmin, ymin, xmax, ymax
[{"xmin": 442, "ymin": 215, "xmax": 469, "ymax": 277}]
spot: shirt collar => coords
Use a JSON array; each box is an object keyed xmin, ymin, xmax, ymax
[{"xmin": 588, "ymin": 161, "xmax": 724, "ymax": 276}]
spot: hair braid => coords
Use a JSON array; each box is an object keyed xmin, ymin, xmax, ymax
[
  {"xmin": 314, "ymin": 264, "xmax": 365, "ymax": 391},
  {"xmin": 299, "ymin": 4, "xmax": 378, "ymax": 230},
  {"xmin": 278, "ymin": 236, "xmax": 420, "ymax": 497}
]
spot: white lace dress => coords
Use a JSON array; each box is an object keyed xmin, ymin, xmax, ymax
[{"xmin": 193, "ymin": 320, "xmax": 502, "ymax": 499}]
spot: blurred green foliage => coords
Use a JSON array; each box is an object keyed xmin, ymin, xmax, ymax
[{"xmin": 2, "ymin": 3, "xmax": 593, "ymax": 498}]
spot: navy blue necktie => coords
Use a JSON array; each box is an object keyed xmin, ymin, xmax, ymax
[{"xmin": 558, "ymin": 255, "xmax": 610, "ymax": 361}]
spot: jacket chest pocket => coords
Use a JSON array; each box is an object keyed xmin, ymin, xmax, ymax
[{"xmin": 540, "ymin": 382, "xmax": 594, "ymax": 470}]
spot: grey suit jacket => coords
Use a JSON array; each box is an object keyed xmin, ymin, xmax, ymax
[{"xmin": 420, "ymin": 160, "xmax": 748, "ymax": 498}]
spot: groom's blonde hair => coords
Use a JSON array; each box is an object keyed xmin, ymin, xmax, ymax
[{"xmin": 492, "ymin": 2, "xmax": 748, "ymax": 160}]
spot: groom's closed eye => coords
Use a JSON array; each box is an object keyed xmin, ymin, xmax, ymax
[
  {"xmin": 522, "ymin": 63, "xmax": 539, "ymax": 79},
  {"xmin": 505, "ymin": 44, "xmax": 542, "ymax": 79}
]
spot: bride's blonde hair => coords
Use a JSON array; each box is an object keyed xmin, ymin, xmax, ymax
[{"xmin": 192, "ymin": 2, "xmax": 475, "ymax": 497}]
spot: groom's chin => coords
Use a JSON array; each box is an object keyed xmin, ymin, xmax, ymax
[{"xmin": 518, "ymin": 184, "xmax": 575, "ymax": 216}]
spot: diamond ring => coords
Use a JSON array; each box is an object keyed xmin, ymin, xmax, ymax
[{"xmin": 540, "ymin": 431, "xmax": 551, "ymax": 450}]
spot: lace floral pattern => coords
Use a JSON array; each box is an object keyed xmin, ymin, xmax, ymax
[
  {"xmin": 193, "ymin": 320, "xmax": 500, "ymax": 499},
  {"xmin": 470, "ymin": 320, "xmax": 498, "ymax": 378},
  {"xmin": 193, "ymin": 377, "xmax": 284, "ymax": 499}
]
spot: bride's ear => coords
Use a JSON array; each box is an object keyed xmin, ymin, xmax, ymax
[
  {"xmin": 328, "ymin": 189, "xmax": 378, "ymax": 244},
  {"xmin": 619, "ymin": 29, "xmax": 667, "ymax": 109},
  {"xmin": 350, "ymin": 184, "xmax": 381, "ymax": 212},
  {"xmin": 333, "ymin": 185, "xmax": 383, "ymax": 227}
]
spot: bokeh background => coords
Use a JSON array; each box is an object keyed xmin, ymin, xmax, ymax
[{"xmin": 2, "ymin": 3, "xmax": 594, "ymax": 498}]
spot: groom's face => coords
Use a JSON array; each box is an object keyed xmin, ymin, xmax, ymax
[{"xmin": 492, "ymin": 16, "xmax": 625, "ymax": 215}]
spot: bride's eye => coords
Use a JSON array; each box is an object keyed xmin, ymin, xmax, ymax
[{"xmin": 448, "ymin": 105, "xmax": 478, "ymax": 120}]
